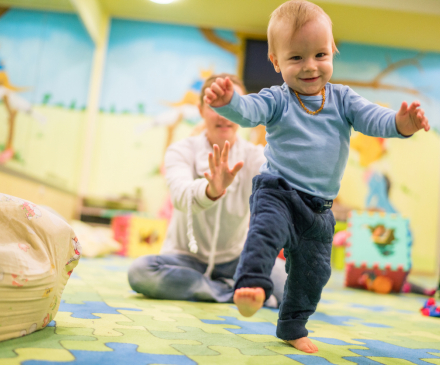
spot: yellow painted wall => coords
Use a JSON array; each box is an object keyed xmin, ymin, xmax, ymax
[
  {"xmin": 316, "ymin": 2, "xmax": 440, "ymax": 52},
  {"xmin": 87, "ymin": 113, "xmax": 251, "ymax": 217},
  {"xmin": 0, "ymin": 106, "xmax": 85, "ymax": 193}
]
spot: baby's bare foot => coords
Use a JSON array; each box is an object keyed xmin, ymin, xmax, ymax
[
  {"xmin": 233, "ymin": 287, "xmax": 265, "ymax": 317},
  {"xmin": 287, "ymin": 337, "xmax": 318, "ymax": 353}
]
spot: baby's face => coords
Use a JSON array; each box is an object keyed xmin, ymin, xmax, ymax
[{"xmin": 269, "ymin": 17, "xmax": 334, "ymax": 96}]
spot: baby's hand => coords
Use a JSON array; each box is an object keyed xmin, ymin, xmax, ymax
[
  {"xmin": 395, "ymin": 101, "xmax": 430, "ymax": 136},
  {"xmin": 203, "ymin": 77, "xmax": 234, "ymax": 108}
]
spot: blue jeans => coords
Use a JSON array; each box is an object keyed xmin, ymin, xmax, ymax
[
  {"xmin": 234, "ymin": 174, "xmax": 335, "ymax": 341},
  {"xmin": 128, "ymin": 253, "xmax": 287, "ymax": 305}
]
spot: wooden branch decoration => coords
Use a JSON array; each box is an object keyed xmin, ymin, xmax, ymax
[
  {"xmin": 200, "ymin": 28, "xmax": 240, "ymax": 56},
  {"xmin": 331, "ymin": 53, "xmax": 425, "ymax": 96},
  {"xmin": 372, "ymin": 54, "xmax": 423, "ymax": 84},
  {"xmin": 2, "ymin": 94, "xmax": 17, "ymax": 150},
  {"xmin": 0, "ymin": 7, "xmax": 9, "ymax": 19},
  {"xmin": 328, "ymin": 80, "xmax": 421, "ymax": 96},
  {"xmin": 161, "ymin": 113, "xmax": 184, "ymax": 168}
]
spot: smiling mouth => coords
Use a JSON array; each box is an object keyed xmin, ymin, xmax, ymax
[
  {"xmin": 300, "ymin": 77, "xmax": 319, "ymax": 83},
  {"xmin": 216, "ymin": 125, "xmax": 233, "ymax": 128}
]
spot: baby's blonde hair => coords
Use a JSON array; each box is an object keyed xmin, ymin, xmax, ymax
[{"xmin": 267, "ymin": 0, "xmax": 337, "ymax": 57}]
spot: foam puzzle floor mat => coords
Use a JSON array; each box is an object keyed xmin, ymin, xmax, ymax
[{"xmin": 1, "ymin": 256, "xmax": 440, "ymax": 364}]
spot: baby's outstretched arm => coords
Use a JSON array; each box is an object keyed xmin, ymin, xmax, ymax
[
  {"xmin": 395, "ymin": 101, "xmax": 430, "ymax": 136},
  {"xmin": 203, "ymin": 77, "xmax": 234, "ymax": 107}
]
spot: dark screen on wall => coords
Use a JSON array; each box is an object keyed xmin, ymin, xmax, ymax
[{"xmin": 243, "ymin": 39, "xmax": 284, "ymax": 94}]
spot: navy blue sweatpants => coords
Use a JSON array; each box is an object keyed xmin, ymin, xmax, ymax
[{"xmin": 234, "ymin": 174, "xmax": 335, "ymax": 341}]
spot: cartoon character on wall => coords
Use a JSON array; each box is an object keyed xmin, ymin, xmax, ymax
[
  {"xmin": 137, "ymin": 68, "xmax": 212, "ymax": 175},
  {"xmin": 0, "ymin": 46, "xmax": 46, "ymax": 165},
  {"xmin": 0, "ymin": 57, "xmax": 24, "ymax": 92},
  {"xmin": 137, "ymin": 69, "xmax": 213, "ymax": 222},
  {"xmin": 365, "ymin": 171, "xmax": 397, "ymax": 213},
  {"xmin": 351, "ymin": 134, "xmax": 386, "ymax": 167}
]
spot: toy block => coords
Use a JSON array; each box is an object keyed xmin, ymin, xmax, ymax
[
  {"xmin": 112, "ymin": 216, "xmax": 168, "ymax": 258},
  {"xmin": 344, "ymin": 211, "xmax": 411, "ymax": 294}
]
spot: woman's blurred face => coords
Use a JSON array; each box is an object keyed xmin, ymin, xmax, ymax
[{"xmin": 199, "ymin": 84, "xmax": 244, "ymax": 148}]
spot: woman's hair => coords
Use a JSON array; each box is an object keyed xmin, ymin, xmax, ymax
[
  {"xmin": 199, "ymin": 73, "xmax": 246, "ymax": 105},
  {"xmin": 267, "ymin": 0, "xmax": 337, "ymax": 57}
]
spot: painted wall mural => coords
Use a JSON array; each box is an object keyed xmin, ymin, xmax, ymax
[
  {"xmin": 0, "ymin": 9, "xmax": 94, "ymax": 192},
  {"xmin": 0, "ymin": 8, "xmax": 438, "ymax": 273},
  {"xmin": 88, "ymin": 20, "xmax": 239, "ymax": 214},
  {"xmin": 332, "ymin": 43, "xmax": 440, "ymax": 273},
  {"xmin": 88, "ymin": 23, "xmax": 440, "ymax": 273}
]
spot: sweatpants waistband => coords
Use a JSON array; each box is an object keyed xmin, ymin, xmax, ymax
[{"xmin": 253, "ymin": 174, "xmax": 333, "ymax": 214}]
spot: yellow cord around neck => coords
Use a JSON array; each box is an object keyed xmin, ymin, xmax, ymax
[{"xmin": 294, "ymin": 87, "xmax": 326, "ymax": 115}]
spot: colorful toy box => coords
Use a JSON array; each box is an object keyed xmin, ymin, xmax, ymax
[
  {"xmin": 112, "ymin": 216, "xmax": 168, "ymax": 258},
  {"xmin": 345, "ymin": 211, "xmax": 411, "ymax": 294}
]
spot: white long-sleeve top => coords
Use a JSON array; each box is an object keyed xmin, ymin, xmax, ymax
[{"xmin": 160, "ymin": 132, "xmax": 265, "ymax": 265}]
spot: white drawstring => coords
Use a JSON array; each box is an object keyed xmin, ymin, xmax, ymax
[
  {"xmin": 186, "ymin": 184, "xmax": 198, "ymax": 254},
  {"xmin": 204, "ymin": 197, "xmax": 223, "ymax": 278},
  {"xmin": 186, "ymin": 181, "xmax": 224, "ymax": 277}
]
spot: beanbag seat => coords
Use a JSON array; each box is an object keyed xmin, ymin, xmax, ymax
[{"xmin": 0, "ymin": 193, "xmax": 81, "ymax": 342}]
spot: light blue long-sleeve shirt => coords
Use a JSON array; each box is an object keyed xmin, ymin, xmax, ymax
[{"xmin": 214, "ymin": 83, "xmax": 405, "ymax": 200}]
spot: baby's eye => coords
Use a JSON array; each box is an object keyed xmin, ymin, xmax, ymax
[
  {"xmin": 316, "ymin": 53, "xmax": 326, "ymax": 58},
  {"xmin": 290, "ymin": 56, "xmax": 301, "ymax": 60}
]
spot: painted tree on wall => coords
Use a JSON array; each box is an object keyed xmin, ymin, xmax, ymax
[
  {"xmin": 0, "ymin": 7, "xmax": 46, "ymax": 165},
  {"xmin": 0, "ymin": 60, "xmax": 45, "ymax": 164}
]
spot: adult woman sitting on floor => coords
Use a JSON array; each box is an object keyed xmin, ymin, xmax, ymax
[{"xmin": 128, "ymin": 73, "xmax": 287, "ymax": 307}]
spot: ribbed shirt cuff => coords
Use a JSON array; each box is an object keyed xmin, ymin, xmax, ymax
[
  {"xmin": 193, "ymin": 179, "xmax": 219, "ymax": 209},
  {"xmin": 212, "ymin": 91, "xmax": 241, "ymax": 116}
]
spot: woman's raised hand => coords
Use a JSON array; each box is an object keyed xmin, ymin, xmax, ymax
[{"xmin": 204, "ymin": 141, "xmax": 244, "ymax": 200}]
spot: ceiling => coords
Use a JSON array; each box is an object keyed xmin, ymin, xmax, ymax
[
  {"xmin": 1, "ymin": 0, "xmax": 440, "ymax": 51},
  {"xmin": 1, "ymin": 0, "xmax": 440, "ymax": 30}
]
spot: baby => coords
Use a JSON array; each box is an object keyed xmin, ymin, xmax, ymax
[{"xmin": 204, "ymin": 0, "xmax": 430, "ymax": 354}]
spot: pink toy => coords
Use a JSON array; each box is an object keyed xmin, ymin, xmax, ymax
[{"xmin": 333, "ymin": 230, "xmax": 349, "ymax": 247}]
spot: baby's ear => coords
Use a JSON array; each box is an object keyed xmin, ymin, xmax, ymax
[
  {"xmin": 332, "ymin": 42, "xmax": 339, "ymax": 56},
  {"xmin": 269, "ymin": 54, "xmax": 280, "ymax": 73}
]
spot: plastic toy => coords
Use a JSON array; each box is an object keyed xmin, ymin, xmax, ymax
[
  {"xmin": 421, "ymin": 298, "xmax": 440, "ymax": 318},
  {"xmin": 345, "ymin": 211, "xmax": 411, "ymax": 294},
  {"xmin": 420, "ymin": 276, "xmax": 440, "ymax": 317},
  {"xmin": 112, "ymin": 215, "xmax": 168, "ymax": 258}
]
